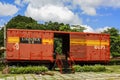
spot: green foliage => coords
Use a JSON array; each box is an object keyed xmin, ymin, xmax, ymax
[
  {"xmin": 73, "ymin": 65, "xmax": 106, "ymax": 72},
  {"xmin": 59, "ymin": 25, "xmax": 71, "ymax": 31},
  {"xmin": 71, "ymin": 25, "xmax": 86, "ymax": 32},
  {"xmin": 0, "ymin": 30, "xmax": 4, "ymax": 47},
  {"xmin": 103, "ymin": 27, "xmax": 119, "ymax": 36},
  {"xmin": 0, "ymin": 62, "xmax": 5, "ymax": 71},
  {"xmin": 6, "ymin": 15, "xmax": 37, "ymax": 29},
  {"xmin": 109, "ymin": 59, "xmax": 120, "ymax": 65},
  {"xmin": 103, "ymin": 27, "xmax": 120, "ymax": 57},
  {"xmin": 54, "ymin": 38, "xmax": 62, "ymax": 54},
  {"xmin": 9, "ymin": 66, "xmax": 48, "ymax": 74}
]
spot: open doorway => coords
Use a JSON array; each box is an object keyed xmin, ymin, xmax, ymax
[{"xmin": 54, "ymin": 33, "xmax": 70, "ymax": 59}]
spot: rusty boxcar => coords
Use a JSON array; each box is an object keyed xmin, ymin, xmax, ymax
[{"xmin": 6, "ymin": 29, "xmax": 110, "ymax": 64}]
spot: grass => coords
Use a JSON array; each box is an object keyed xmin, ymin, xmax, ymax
[
  {"xmin": 0, "ymin": 65, "xmax": 120, "ymax": 78},
  {"xmin": 0, "ymin": 71, "xmax": 18, "ymax": 78},
  {"xmin": 73, "ymin": 64, "xmax": 120, "ymax": 73},
  {"xmin": 73, "ymin": 65, "xmax": 106, "ymax": 72},
  {"xmin": 0, "ymin": 65, "xmax": 48, "ymax": 78},
  {"xmin": 105, "ymin": 65, "xmax": 120, "ymax": 73}
]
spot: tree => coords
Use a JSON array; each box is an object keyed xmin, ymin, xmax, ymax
[
  {"xmin": 103, "ymin": 27, "xmax": 120, "ymax": 57},
  {"xmin": 6, "ymin": 15, "xmax": 38, "ymax": 29},
  {"xmin": 59, "ymin": 25, "xmax": 71, "ymax": 31},
  {"xmin": 44, "ymin": 21, "xmax": 72, "ymax": 31},
  {"xmin": 71, "ymin": 25, "xmax": 86, "ymax": 32}
]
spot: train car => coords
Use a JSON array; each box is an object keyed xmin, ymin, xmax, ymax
[{"xmin": 6, "ymin": 29, "xmax": 110, "ymax": 64}]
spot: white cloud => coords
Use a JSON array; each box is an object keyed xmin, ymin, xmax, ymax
[
  {"xmin": 95, "ymin": 26, "xmax": 111, "ymax": 32},
  {"xmin": 14, "ymin": 0, "xmax": 30, "ymax": 5},
  {"xmin": 102, "ymin": 0, "xmax": 120, "ymax": 8},
  {"xmin": 25, "ymin": 0, "xmax": 82, "ymax": 24},
  {"xmin": 82, "ymin": 25, "xmax": 111, "ymax": 33},
  {"xmin": 0, "ymin": 2, "xmax": 18, "ymax": 16},
  {"xmin": 82, "ymin": 25, "xmax": 94, "ymax": 32},
  {"xmin": 81, "ymin": 7, "xmax": 96, "ymax": 16},
  {"xmin": 13, "ymin": 0, "xmax": 120, "ymax": 31},
  {"xmin": 23, "ymin": 0, "xmax": 120, "ymax": 25},
  {"xmin": 72, "ymin": 0, "xmax": 102, "ymax": 16},
  {"xmin": 14, "ymin": 0, "xmax": 21, "ymax": 6},
  {"xmin": 72, "ymin": 0, "xmax": 120, "ymax": 16}
]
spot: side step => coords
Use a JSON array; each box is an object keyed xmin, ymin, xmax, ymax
[{"xmin": 54, "ymin": 55, "xmax": 75, "ymax": 74}]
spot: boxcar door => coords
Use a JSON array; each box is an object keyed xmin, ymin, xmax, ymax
[
  {"xmin": 70, "ymin": 33, "xmax": 86, "ymax": 61},
  {"xmin": 86, "ymin": 34, "xmax": 101, "ymax": 61}
]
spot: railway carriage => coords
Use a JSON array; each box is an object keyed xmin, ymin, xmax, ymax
[{"xmin": 6, "ymin": 29, "xmax": 110, "ymax": 67}]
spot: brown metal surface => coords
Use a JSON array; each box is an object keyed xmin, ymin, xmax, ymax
[
  {"xmin": 70, "ymin": 33, "xmax": 110, "ymax": 62},
  {"xmin": 6, "ymin": 29, "xmax": 54, "ymax": 62},
  {"xmin": 6, "ymin": 29, "xmax": 110, "ymax": 63}
]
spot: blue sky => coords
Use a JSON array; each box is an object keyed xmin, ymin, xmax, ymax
[{"xmin": 0, "ymin": 0, "xmax": 120, "ymax": 32}]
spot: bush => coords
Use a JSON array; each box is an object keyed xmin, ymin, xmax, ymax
[
  {"xmin": 109, "ymin": 59, "xmax": 120, "ymax": 65},
  {"xmin": 73, "ymin": 65, "xmax": 106, "ymax": 72},
  {"xmin": 112, "ymin": 52, "xmax": 120, "ymax": 57},
  {"xmin": 9, "ymin": 66, "xmax": 48, "ymax": 74},
  {"xmin": 0, "ymin": 62, "xmax": 5, "ymax": 71},
  {"xmin": 73, "ymin": 65, "xmax": 83, "ymax": 72}
]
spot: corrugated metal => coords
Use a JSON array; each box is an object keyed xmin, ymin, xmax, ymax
[
  {"xmin": 6, "ymin": 29, "xmax": 54, "ymax": 62},
  {"xmin": 6, "ymin": 29, "xmax": 110, "ymax": 63},
  {"xmin": 70, "ymin": 33, "xmax": 110, "ymax": 62},
  {"xmin": 86, "ymin": 33, "xmax": 110, "ymax": 61},
  {"xmin": 7, "ymin": 30, "xmax": 20, "ymax": 60},
  {"xmin": 70, "ymin": 34, "xmax": 86, "ymax": 60}
]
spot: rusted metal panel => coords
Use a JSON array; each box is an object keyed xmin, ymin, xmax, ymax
[
  {"xmin": 19, "ymin": 44, "xmax": 31, "ymax": 60},
  {"xmin": 70, "ymin": 33, "xmax": 86, "ymax": 60},
  {"xmin": 86, "ymin": 33, "xmax": 110, "ymax": 61},
  {"xmin": 30, "ymin": 31, "xmax": 43, "ymax": 60},
  {"xmin": 6, "ymin": 30, "xmax": 20, "ymax": 60},
  {"xmin": 70, "ymin": 33, "xmax": 110, "ymax": 62},
  {"xmin": 7, "ymin": 43, "xmax": 19, "ymax": 59},
  {"xmin": 42, "ymin": 32, "xmax": 54, "ymax": 58},
  {"xmin": 6, "ymin": 29, "xmax": 54, "ymax": 62}
]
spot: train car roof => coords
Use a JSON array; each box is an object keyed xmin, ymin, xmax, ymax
[{"xmin": 7, "ymin": 28, "xmax": 110, "ymax": 35}]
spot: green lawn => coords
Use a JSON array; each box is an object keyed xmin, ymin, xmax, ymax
[{"xmin": 105, "ymin": 65, "xmax": 120, "ymax": 73}]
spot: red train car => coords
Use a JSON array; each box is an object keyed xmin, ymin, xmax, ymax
[{"xmin": 6, "ymin": 29, "xmax": 110, "ymax": 64}]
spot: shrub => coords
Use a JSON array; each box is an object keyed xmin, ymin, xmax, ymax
[
  {"xmin": 92, "ymin": 65, "xmax": 106, "ymax": 72},
  {"xmin": 0, "ymin": 62, "xmax": 5, "ymax": 71},
  {"xmin": 9, "ymin": 66, "xmax": 48, "ymax": 74},
  {"xmin": 109, "ymin": 59, "xmax": 120, "ymax": 65},
  {"xmin": 73, "ymin": 65, "xmax": 83, "ymax": 72},
  {"xmin": 73, "ymin": 65, "xmax": 106, "ymax": 72}
]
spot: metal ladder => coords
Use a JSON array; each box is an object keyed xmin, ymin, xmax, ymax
[{"xmin": 55, "ymin": 54, "xmax": 75, "ymax": 73}]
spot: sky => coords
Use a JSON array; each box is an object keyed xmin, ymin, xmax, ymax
[{"xmin": 0, "ymin": 0, "xmax": 120, "ymax": 32}]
